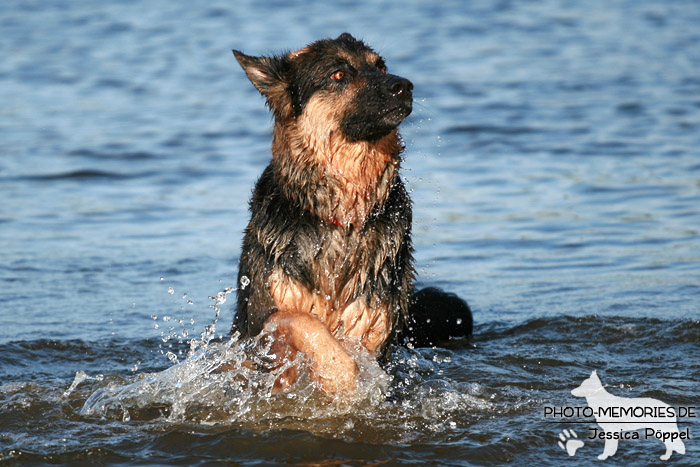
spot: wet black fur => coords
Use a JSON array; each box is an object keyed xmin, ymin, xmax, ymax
[{"xmin": 402, "ymin": 287, "xmax": 473, "ymax": 347}]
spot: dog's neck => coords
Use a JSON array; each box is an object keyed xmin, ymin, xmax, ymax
[
  {"xmin": 583, "ymin": 386, "xmax": 612, "ymax": 409},
  {"xmin": 271, "ymin": 125, "xmax": 402, "ymax": 228}
]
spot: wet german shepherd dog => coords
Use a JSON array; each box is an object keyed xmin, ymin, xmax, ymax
[{"xmin": 231, "ymin": 33, "xmax": 471, "ymax": 393}]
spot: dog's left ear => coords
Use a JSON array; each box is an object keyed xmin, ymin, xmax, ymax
[{"xmin": 232, "ymin": 50, "xmax": 292, "ymax": 119}]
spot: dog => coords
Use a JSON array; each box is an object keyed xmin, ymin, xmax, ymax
[
  {"xmin": 231, "ymin": 33, "xmax": 472, "ymax": 394},
  {"xmin": 571, "ymin": 370, "xmax": 686, "ymax": 460}
]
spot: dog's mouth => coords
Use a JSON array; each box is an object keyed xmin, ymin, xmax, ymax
[
  {"xmin": 380, "ymin": 101, "xmax": 413, "ymax": 123},
  {"xmin": 381, "ymin": 104, "xmax": 411, "ymax": 119},
  {"xmin": 340, "ymin": 100, "xmax": 413, "ymax": 142}
]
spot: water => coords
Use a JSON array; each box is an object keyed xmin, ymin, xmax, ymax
[{"xmin": 1, "ymin": 0, "xmax": 699, "ymax": 465}]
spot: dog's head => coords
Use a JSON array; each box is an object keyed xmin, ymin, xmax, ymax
[
  {"xmin": 233, "ymin": 33, "xmax": 413, "ymax": 143},
  {"xmin": 571, "ymin": 370, "xmax": 604, "ymax": 398}
]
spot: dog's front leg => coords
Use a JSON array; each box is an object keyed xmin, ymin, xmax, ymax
[
  {"xmin": 266, "ymin": 270, "xmax": 359, "ymax": 394},
  {"xmin": 265, "ymin": 310, "xmax": 358, "ymax": 394}
]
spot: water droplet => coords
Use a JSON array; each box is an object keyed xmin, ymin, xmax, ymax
[
  {"xmin": 211, "ymin": 290, "xmax": 228, "ymax": 305},
  {"xmin": 151, "ymin": 314, "xmax": 157, "ymax": 320},
  {"xmin": 63, "ymin": 370, "xmax": 90, "ymax": 397},
  {"xmin": 168, "ymin": 287, "xmax": 174, "ymax": 295},
  {"xmin": 456, "ymin": 318, "xmax": 463, "ymax": 325},
  {"xmin": 240, "ymin": 275, "xmax": 250, "ymax": 289}
]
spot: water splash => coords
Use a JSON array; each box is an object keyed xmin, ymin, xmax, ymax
[
  {"xmin": 78, "ymin": 327, "xmax": 395, "ymax": 426},
  {"xmin": 77, "ymin": 286, "xmax": 492, "ymax": 438},
  {"xmin": 64, "ymin": 370, "xmax": 103, "ymax": 397}
]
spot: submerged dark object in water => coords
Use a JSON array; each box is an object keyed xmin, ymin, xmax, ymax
[{"xmin": 403, "ymin": 287, "xmax": 473, "ymax": 347}]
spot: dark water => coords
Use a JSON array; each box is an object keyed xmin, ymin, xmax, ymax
[{"xmin": 2, "ymin": 0, "xmax": 700, "ymax": 465}]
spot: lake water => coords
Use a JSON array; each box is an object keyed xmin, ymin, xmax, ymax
[{"xmin": 1, "ymin": 0, "xmax": 699, "ymax": 465}]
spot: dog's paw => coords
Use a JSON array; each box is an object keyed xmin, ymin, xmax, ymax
[{"xmin": 557, "ymin": 429, "xmax": 584, "ymax": 456}]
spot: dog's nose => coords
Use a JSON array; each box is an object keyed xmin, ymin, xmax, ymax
[{"xmin": 386, "ymin": 76, "xmax": 413, "ymax": 96}]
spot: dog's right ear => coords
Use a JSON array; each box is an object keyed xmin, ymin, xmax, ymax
[{"xmin": 232, "ymin": 50, "xmax": 292, "ymax": 119}]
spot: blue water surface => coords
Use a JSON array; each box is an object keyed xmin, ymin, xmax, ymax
[{"xmin": 1, "ymin": 0, "xmax": 699, "ymax": 465}]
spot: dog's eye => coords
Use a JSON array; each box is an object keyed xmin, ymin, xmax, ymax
[{"xmin": 330, "ymin": 70, "xmax": 345, "ymax": 81}]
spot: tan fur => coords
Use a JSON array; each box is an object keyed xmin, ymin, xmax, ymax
[
  {"xmin": 268, "ymin": 268, "xmax": 327, "ymax": 317},
  {"xmin": 336, "ymin": 300, "xmax": 390, "ymax": 353},
  {"xmin": 268, "ymin": 269, "xmax": 390, "ymax": 354},
  {"xmin": 364, "ymin": 50, "xmax": 381, "ymax": 66},
  {"xmin": 273, "ymin": 90, "xmax": 400, "ymax": 228},
  {"xmin": 289, "ymin": 46, "xmax": 310, "ymax": 58},
  {"xmin": 265, "ymin": 310, "xmax": 359, "ymax": 393}
]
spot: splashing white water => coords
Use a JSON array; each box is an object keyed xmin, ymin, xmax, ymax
[
  {"xmin": 78, "ymin": 286, "xmax": 492, "ymax": 437},
  {"xmin": 79, "ymin": 329, "xmax": 393, "ymax": 425}
]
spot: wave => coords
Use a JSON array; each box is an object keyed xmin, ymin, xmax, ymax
[
  {"xmin": 66, "ymin": 149, "xmax": 163, "ymax": 160},
  {"xmin": 15, "ymin": 169, "xmax": 157, "ymax": 182}
]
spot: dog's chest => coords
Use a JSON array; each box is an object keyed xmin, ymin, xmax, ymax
[
  {"xmin": 302, "ymin": 219, "xmax": 401, "ymax": 347},
  {"xmin": 315, "ymin": 216, "xmax": 400, "ymax": 296}
]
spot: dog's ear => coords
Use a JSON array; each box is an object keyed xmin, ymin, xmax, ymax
[
  {"xmin": 336, "ymin": 32, "xmax": 355, "ymax": 41},
  {"xmin": 232, "ymin": 50, "xmax": 292, "ymax": 119}
]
